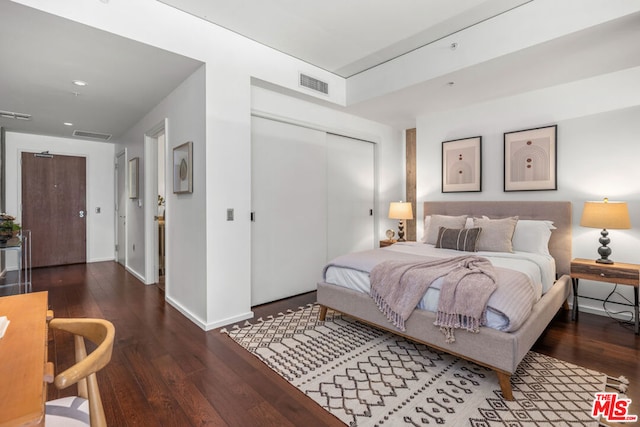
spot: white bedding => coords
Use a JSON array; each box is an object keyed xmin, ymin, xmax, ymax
[{"xmin": 324, "ymin": 242, "xmax": 556, "ymax": 331}]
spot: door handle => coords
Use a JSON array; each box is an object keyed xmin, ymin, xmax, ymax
[{"xmin": 79, "ymin": 210, "xmax": 85, "ymax": 218}]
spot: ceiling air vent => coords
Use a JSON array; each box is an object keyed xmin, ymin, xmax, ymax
[
  {"xmin": 73, "ymin": 130, "xmax": 112, "ymax": 141},
  {"xmin": 0, "ymin": 109, "xmax": 31, "ymax": 120},
  {"xmin": 299, "ymin": 73, "xmax": 329, "ymax": 95}
]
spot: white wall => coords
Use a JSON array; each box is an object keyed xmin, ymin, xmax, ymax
[
  {"xmin": 114, "ymin": 65, "xmax": 207, "ymax": 325},
  {"xmin": 4, "ymin": 132, "xmax": 115, "ymax": 267},
  {"xmin": 415, "ymin": 66, "xmax": 640, "ymax": 317}
]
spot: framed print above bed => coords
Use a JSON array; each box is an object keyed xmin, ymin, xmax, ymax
[
  {"xmin": 173, "ymin": 141, "xmax": 193, "ymax": 194},
  {"xmin": 441, "ymin": 136, "xmax": 482, "ymax": 193},
  {"xmin": 504, "ymin": 125, "xmax": 557, "ymax": 192}
]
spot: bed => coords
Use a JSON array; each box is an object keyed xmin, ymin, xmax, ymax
[{"xmin": 317, "ymin": 201, "xmax": 572, "ymax": 401}]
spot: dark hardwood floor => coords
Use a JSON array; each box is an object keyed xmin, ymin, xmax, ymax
[{"xmin": 33, "ymin": 262, "xmax": 638, "ymax": 426}]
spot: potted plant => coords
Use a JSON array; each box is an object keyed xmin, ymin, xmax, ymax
[
  {"xmin": 12, "ymin": 222, "xmax": 21, "ymax": 237},
  {"xmin": 0, "ymin": 213, "xmax": 15, "ymax": 243}
]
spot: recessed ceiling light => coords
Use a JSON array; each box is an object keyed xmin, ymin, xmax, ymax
[
  {"xmin": 64, "ymin": 122, "xmax": 73, "ymax": 126},
  {"xmin": 72, "ymin": 80, "xmax": 88, "ymax": 87}
]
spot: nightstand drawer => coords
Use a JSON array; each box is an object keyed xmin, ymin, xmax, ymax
[{"xmin": 571, "ymin": 259, "xmax": 639, "ymax": 285}]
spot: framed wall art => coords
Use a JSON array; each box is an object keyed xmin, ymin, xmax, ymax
[
  {"xmin": 173, "ymin": 141, "xmax": 193, "ymax": 194},
  {"xmin": 128, "ymin": 157, "xmax": 139, "ymax": 199},
  {"xmin": 441, "ymin": 136, "xmax": 482, "ymax": 193},
  {"xmin": 504, "ymin": 125, "xmax": 557, "ymax": 191}
]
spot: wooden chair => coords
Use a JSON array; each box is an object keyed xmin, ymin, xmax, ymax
[{"xmin": 45, "ymin": 318, "xmax": 115, "ymax": 427}]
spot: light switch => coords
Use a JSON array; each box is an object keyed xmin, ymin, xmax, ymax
[
  {"xmin": 95, "ymin": 207, "xmax": 101, "ymax": 214},
  {"xmin": 227, "ymin": 208, "xmax": 234, "ymax": 221}
]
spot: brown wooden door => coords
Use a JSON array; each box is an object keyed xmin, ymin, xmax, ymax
[{"xmin": 21, "ymin": 152, "xmax": 86, "ymax": 267}]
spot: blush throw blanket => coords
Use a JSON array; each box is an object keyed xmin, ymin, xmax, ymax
[{"xmin": 370, "ymin": 256, "xmax": 497, "ymax": 343}]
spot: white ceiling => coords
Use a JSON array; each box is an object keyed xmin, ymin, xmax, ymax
[
  {"xmin": 1, "ymin": 1, "xmax": 639, "ymax": 139},
  {"xmin": 0, "ymin": 1, "xmax": 203, "ymax": 141},
  {"xmin": 347, "ymin": 11, "xmax": 640, "ymax": 127},
  {"xmin": 158, "ymin": 0, "xmax": 531, "ymax": 77}
]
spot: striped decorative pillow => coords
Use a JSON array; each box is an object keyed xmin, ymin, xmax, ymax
[{"xmin": 435, "ymin": 227, "xmax": 482, "ymax": 252}]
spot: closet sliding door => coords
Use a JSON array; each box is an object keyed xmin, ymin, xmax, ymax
[
  {"xmin": 251, "ymin": 117, "xmax": 327, "ymax": 306},
  {"xmin": 251, "ymin": 117, "xmax": 375, "ymax": 306},
  {"xmin": 327, "ymin": 134, "xmax": 375, "ymax": 260}
]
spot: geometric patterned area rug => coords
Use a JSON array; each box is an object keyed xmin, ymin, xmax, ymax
[{"xmin": 224, "ymin": 304, "xmax": 625, "ymax": 427}]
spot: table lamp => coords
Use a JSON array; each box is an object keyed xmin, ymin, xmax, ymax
[
  {"xmin": 580, "ymin": 198, "xmax": 631, "ymax": 264},
  {"xmin": 388, "ymin": 202, "xmax": 413, "ymax": 242}
]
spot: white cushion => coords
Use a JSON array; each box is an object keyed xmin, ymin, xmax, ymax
[
  {"xmin": 422, "ymin": 216, "xmax": 474, "ymax": 242},
  {"xmin": 46, "ymin": 396, "xmax": 90, "ymax": 427},
  {"xmin": 472, "ymin": 216, "xmax": 519, "ymax": 252},
  {"xmin": 512, "ymin": 219, "xmax": 555, "ymax": 255},
  {"xmin": 423, "ymin": 214, "xmax": 468, "ymax": 244}
]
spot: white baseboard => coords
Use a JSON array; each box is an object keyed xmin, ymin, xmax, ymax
[
  {"xmin": 570, "ymin": 300, "xmax": 635, "ymax": 321},
  {"xmin": 125, "ymin": 266, "xmax": 146, "ymax": 283},
  {"xmin": 165, "ymin": 295, "xmax": 253, "ymax": 331},
  {"xmin": 165, "ymin": 295, "xmax": 208, "ymax": 330},
  {"xmin": 205, "ymin": 310, "xmax": 254, "ymax": 331},
  {"xmin": 88, "ymin": 256, "xmax": 115, "ymax": 263}
]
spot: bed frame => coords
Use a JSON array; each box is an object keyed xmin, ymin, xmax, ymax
[{"xmin": 317, "ymin": 201, "xmax": 572, "ymax": 400}]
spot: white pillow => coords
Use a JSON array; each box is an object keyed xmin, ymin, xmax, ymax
[
  {"xmin": 423, "ymin": 214, "xmax": 468, "ymax": 244},
  {"xmin": 473, "ymin": 216, "xmax": 519, "ymax": 252},
  {"xmin": 422, "ymin": 216, "xmax": 473, "ymax": 242},
  {"xmin": 512, "ymin": 220, "xmax": 556, "ymax": 255}
]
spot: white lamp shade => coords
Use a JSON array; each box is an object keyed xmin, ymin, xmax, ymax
[{"xmin": 388, "ymin": 202, "xmax": 413, "ymax": 220}]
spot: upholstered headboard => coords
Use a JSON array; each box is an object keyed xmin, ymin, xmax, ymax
[{"xmin": 423, "ymin": 201, "xmax": 572, "ymax": 276}]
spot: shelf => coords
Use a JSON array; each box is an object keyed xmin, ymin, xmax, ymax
[{"xmin": 0, "ymin": 230, "xmax": 32, "ymax": 295}]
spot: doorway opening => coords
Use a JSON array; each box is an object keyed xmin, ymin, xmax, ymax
[
  {"xmin": 115, "ymin": 150, "xmax": 127, "ymax": 267},
  {"xmin": 144, "ymin": 120, "xmax": 167, "ymax": 292},
  {"xmin": 156, "ymin": 132, "xmax": 166, "ymax": 291}
]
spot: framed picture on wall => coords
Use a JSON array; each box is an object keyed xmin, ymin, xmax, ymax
[
  {"xmin": 441, "ymin": 136, "xmax": 482, "ymax": 193},
  {"xmin": 504, "ymin": 125, "xmax": 557, "ymax": 191},
  {"xmin": 173, "ymin": 141, "xmax": 193, "ymax": 194},
  {"xmin": 128, "ymin": 157, "xmax": 139, "ymax": 199}
]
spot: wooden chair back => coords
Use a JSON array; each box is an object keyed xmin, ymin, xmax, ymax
[{"xmin": 49, "ymin": 318, "xmax": 115, "ymax": 427}]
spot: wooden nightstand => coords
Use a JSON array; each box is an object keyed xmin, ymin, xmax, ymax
[
  {"xmin": 379, "ymin": 239, "xmax": 397, "ymax": 248},
  {"xmin": 570, "ymin": 258, "xmax": 639, "ymax": 334}
]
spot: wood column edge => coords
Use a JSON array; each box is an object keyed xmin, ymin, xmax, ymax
[{"xmin": 405, "ymin": 129, "xmax": 417, "ymax": 242}]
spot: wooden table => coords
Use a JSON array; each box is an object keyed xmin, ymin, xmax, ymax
[
  {"xmin": 0, "ymin": 291, "xmax": 51, "ymax": 427},
  {"xmin": 570, "ymin": 258, "xmax": 639, "ymax": 334},
  {"xmin": 379, "ymin": 239, "xmax": 397, "ymax": 248}
]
